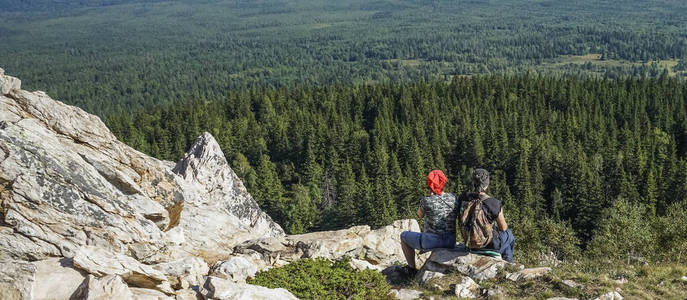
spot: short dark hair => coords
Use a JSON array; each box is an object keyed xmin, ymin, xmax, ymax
[{"xmin": 472, "ymin": 168, "xmax": 490, "ymax": 192}]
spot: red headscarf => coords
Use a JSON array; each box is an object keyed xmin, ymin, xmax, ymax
[{"xmin": 427, "ymin": 170, "xmax": 448, "ymax": 195}]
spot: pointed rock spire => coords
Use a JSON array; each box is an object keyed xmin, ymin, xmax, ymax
[
  {"xmin": 170, "ymin": 132, "xmax": 284, "ymax": 260},
  {"xmin": 173, "ymin": 132, "xmax": 235, "ymax": 191}
]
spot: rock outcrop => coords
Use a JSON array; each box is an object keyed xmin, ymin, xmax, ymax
[
  {"xmin": 0, "ymin": 69, "xmax": 293, "ymax": 299},
  {"xmin": 0, "ymin": 67, "xmax": 284, "ymax": 265},
  {"xmin": 210, "ymin": 219, "xmax": 426, "ymax": 282},
  {"xmin": 416, "ymin": 247, "xmax": 508, "ymax": 282},
  {"xmin": 0, "ymin": 68, "xmax": 545, "ymax": 300},
  {"xmin": 0, "ymin": 68, "xmax": 426, "ymax": 299},
  {"xmin": 172, "ymin": 132, "xmax": 284, "ymax": 262}
]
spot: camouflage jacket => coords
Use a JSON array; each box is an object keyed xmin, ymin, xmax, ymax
[{"xmin": 420, "ymin": 192, "xmax": 458, "ymax": 236}]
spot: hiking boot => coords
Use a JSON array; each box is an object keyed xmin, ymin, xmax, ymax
[{"xmin": 401, "ymin": 265, "xmax": 418, "ymax": 276}]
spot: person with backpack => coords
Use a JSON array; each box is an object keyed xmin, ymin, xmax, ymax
[
  {"xmin": 400, "ymin": 170, "xmax": 458, "ymax": 272},
  {"xmin": 459, "ymin": 168, "xmax": 515, "ymax": 262}
]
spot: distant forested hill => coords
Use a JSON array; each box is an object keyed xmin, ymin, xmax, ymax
[
  {"xmin": 0, "ymin": 0, "xmax": 168, "ymax": 12},
  {"xmin": 1, "ymin": 0, "xmax": 687, "ymax": 116}
]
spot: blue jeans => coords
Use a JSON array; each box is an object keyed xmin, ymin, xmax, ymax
[
  {"xmin": 401, "ymin": 231, "xmax": 456, "ymax": 250},
  {"xmin": 492, "ymin": 229, "xmax": 515, "ymax": 262}
]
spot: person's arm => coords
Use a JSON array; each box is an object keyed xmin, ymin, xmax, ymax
[
  {"xmin": 496, "ymin": 209, "xmax": 508, "ymax": 231},
  {"xmin": 417, "ymin": 206, "xmax": 424, "ymax": 218}
]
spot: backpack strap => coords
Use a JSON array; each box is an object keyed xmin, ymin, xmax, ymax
[{"xmin": 478, "ymin": 194, "xmax": 499, "ymax": 224}]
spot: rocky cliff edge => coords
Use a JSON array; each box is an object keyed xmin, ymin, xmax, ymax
[{"xmin": 0, "ymin": 68, "xmax": 427, "ymax": 299}]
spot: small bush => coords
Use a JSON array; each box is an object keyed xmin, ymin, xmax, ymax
[
  {"xmin": 538, "ymin": 218, "xmax": 581, "ymax": 261},
  {"xmin": 248, "ymin": 257, "xmax": 393, "ymax": 300},
  {"xmin": 587, "ymin": 198, "xmax": 655, "ymax": 263},
  {"xmin": 654, "ymin": 201, "xmax": 687, "ymax": 263},
  {"xmin": 510, "ymin": 218, "xmax": 545, "ymax": 264}
]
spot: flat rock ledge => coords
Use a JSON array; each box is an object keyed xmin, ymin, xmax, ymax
[
  {"xmin": 211, "ymin": 219, "xmax": 425, "ymax": 282},
  {"xmin": 417, "ymin": 248, "xmax": 508, "ymax": 282}
]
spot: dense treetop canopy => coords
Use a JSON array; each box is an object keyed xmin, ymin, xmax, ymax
[
  {"xmin": 2, "ymin": 0, "xmax": 686, "ymax": 263},
  {"xmin": 107, "ymin": 74, "xmax": 687, "ymax": 263},
  {"xmin": 1, "ymin": 0, "xmax": 686, "ymax": 116}
]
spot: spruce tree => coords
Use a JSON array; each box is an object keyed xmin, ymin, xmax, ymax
[
  {"xmin": 255, "ymin": 154, "xmax": 286, "ymax": 226},
  {"xmin": 335, "ymin": 161, "xmax": 358, "ymax": 228},
  {"xmin": 514, "ymin": 138, "xmax": 535, "ymax": 221}
]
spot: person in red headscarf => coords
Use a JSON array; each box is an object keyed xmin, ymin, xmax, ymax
[{"xmin": 399, "ymin": 170, "xmax": 458, "ymax": 273}]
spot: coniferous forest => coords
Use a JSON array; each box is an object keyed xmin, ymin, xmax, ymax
[
  {"xmin": 2, "ymin": 0, "xmax": 687, "ymax": 268},
  {"xmin": 2, "ymin": 0, "xmax": 687, "ymax": 117},
  {"xmin": 107, "ymin": 74, "xmax": 687, "ymax": 263}
]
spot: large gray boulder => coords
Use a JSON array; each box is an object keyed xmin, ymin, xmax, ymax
[
  {"xmin": 0, "ymin": 67, "xmax": 284, "ymax": 264},
  {"xmin": 0, "ymin": 92, "xmax": 170, "ymax": 260},
  {"xmin": 1, "ymin": 86, "xmax": 181, "ymax": 261}
]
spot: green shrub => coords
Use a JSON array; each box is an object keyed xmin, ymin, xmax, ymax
[
  {"xmin": 510, "ymin": 218, "xmax": 545, "ymax": 264},
  {"xmin": 248, "ymin": 257, "xmax": 393, "ymax": 300},
  {"xmin": 538, "ymin": 218, "xmax": 582, "ymax": 261},
  {"xmin": 654, "ymin": 201, "xmax": 687, "ymax": 263},
  {"xmin": 587, "ymin": 198, "xmax": 655, "ymax": 263}
]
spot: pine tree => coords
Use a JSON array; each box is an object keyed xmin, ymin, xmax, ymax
[
  {"xmin": 255, "ymin": 154, "xmax": 286, "ymax": 226},
  {"xmin": 357, "ymin": 166, "xmax": 375, "ymax": 226},
  {"xmin": 368, "ymin": 142, "xmax": 397, "ymax": 227},
  {"xmin": 551, "ymin": 188, "xmax": 563, "ymax": 221},
  {"xmin": 285, "ymin": 184, "xmax": 319, "ymax": 234},
  {"xmin": 514, "ymin": 138, "xmax": 535, "ymax": 221},
  {"xmin": 644, "ymin": 166, "xmax": 658, "ymax": 217},
  {"xmin": 232, "ymin": 152, "xmax": 258, "ymax": 191},
  {"xmin": 389, "ymin": 153, "xmax": 414, "ymax": 219},
  {"xmin": 531, "ymin": 159, "xmax": 546, "ymax": 216},
  {"xmin": 303, "ymin": 141, "xmax": 324, "ymax": 204},
  {"xmin": 335, "ymin": 161, "xmax": 358, "ymax": 227}
]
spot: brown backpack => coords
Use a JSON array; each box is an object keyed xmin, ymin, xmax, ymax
[{"xmin": 460, "ymin": 193, "xmax": 494, "ymax": 249}]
